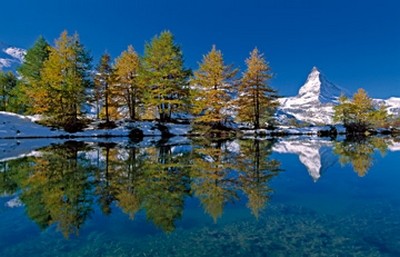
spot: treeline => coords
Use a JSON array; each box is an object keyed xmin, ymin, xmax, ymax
[
  {"xmin": 0, "ymin": 30, "xmax": 278, "ymax": 132},
  {"xmin": 1, "ymin": 30, "xmax": 396, "ymax": 134}
]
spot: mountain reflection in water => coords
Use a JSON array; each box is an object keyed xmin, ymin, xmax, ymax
[
  {"xmin": 273, "ymin": 136, "xmax": 398, "ymax": 181},
  {"xmin": 1, "ymin": 137, "xmax": 398, "ymax": 238}
]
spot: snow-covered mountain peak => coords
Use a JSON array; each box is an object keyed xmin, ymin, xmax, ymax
[
  {"xmin": 297, "ymin": 67, "xmax": 346, "ymax": 104},
  {"xmin": 4, "ymin": 47, "xmax": 25, "ymax": 62},
  {"xmin": 0, "ymin": 42, "xmax": 25, "ymax": 72},
  {"xmin": 277, "ymin": 67, "xmax": 349, "ymax": 124}
]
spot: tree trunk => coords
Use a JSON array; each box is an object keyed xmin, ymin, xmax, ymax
[
  {"xmin": 131, "ymin": 90, "xmax": 136, "ymax": 121},
  {"xmin": 126, "ymin": 88, "xmax": 133, "ymax": 120},
  {"xmin": 255, "ymin": 77, "xmax": 260, "ymax": 130},
  {"xmin": 105, "ymin": 84, "xmax": 110, "ymax": 122},
  {"xmin": 96, "ymin": 97, "xmax": 100, "ymax": 120}
]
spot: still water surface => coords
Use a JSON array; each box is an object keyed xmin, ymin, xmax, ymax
[{"xmin": 0, "ymin": 137, "xmax": 399, "ymax": 256}]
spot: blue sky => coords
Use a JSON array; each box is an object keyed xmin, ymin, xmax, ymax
[{"xmin": 1, "ymin": 0, "xmax": 399, "ymax": 98}]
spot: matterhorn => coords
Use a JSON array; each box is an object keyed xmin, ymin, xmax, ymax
[
  {"xmin": 278, "ymin": 67, "xmax": 400, "ymax": 125},
  {"xmin": 278, "ymin": 67, "xmax": 348, "ymax": 125}
]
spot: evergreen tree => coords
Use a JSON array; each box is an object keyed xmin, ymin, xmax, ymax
[
  {"xmin": 142, "ymin": 31, "xmax": 191, "ymax": 123},
  {"xmin": 41, "ymin": 31, "xmax": 92, "ymax": 131},
  {"xmin": 334, "ymin": 88, "xmax": 388, "ymax": 133},
  {"xmin": 94, "ymin": 52, "xmax": 114, "ymax": 122},
  {"xmin": 0, "ymin": 71, "xmax": 17, "ymax": 111},
  {"xmin": 113, "ymin": 45, "xmax": 141, "ymax": 120},
  {"xmin": 19, "ymin": 36, "xmax": 50, "ymax": 82},
  {"xmin": 17, "ymin": 36, "xmax": 50, "ymax": 114},
  {"xmin": 236, "ymin": 48, "xmax": 278, "ymax": 129},
  {"xmin": 191, "ymin": 45, "xmax": 237, "ymax": 127}
]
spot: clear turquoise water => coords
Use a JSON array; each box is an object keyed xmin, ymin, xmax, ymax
[{"xmin": 0, "ymin": 137, "xmax": 399, "ymax": 256}]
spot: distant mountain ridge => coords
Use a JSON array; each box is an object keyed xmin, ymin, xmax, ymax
[
  {"xmin": 373, "ymin": 97, "xmax": 400, "ymax": 116},
  {"xmin": 278, "ymin": 67, "xmax": 400, "ymax": 125},
  {"xmin": 0, "ymin": 42, "xmax": 25, "ymax": 72}
]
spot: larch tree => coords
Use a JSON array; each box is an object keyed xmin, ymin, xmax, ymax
[
  {"xmin": 333, "ymin": 88, "xmax": 388, "ymax": 133},
  {"xmin": 17, "ymin": 36, "xmax": 50, "ymax": 114},
  {"xmin": 191, "ymin": 45, "xmax": 237, "ymax": 128},
  {"xmin": 192, "ymin": 45, "xmax": 237, "ymax": 126},
  {"xmin": 236, "ymin": 48, "xmax": 278, "ymax": 129},
  {"xmin": 94, "ymin": 52, "xmax": 114, "ymax": 122},
  {"xmin": 41, "ymin": 31, "xmax": 92, "ymax": 131},
  {"xmin": 142, "ymin": 31, "xmax": 191, "ymax": 123},
  {"xmin": 113, "ymin": 45, "xmax": 141, "ymax": 120}
]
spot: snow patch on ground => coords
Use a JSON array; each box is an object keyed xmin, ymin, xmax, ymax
[
  {"xmin": 166, "ymin": 124, "xmax": 191, "ymax": 136},
  {"xmin": 0, "ymin": 111, "xmax": 62, "ymax": 138},
  {"xmin": 0, "ymin": 112, "xmax": 192, "ymax": 139}
]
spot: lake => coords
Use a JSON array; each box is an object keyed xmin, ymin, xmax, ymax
[{"xmin": 0, "ymin": 136, "xmax": 399, "ymax": 256}]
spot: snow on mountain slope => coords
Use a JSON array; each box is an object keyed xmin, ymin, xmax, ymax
[
  {"xmin": 278, "ymin": 67, "xmax": 348, "ymax": 125},
  {"xmin": 273, "ymin": 138, "xmax": 337, "ymax": 181},
  {"xmin": 373, "ymin": 97, "xmax": 400, "ymax": 116},
  {"xmin": 0, "ymin": 42, "xmax": 25, "ymax": 72},
  {"xmin": 297, "ymin": 67, "xmax": 346, "ymax": 104},
  {"xmin": 277, "ymin": 67, "xmax": 400, "ymax": 125}
]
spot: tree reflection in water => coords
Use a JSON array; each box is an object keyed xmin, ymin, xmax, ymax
[
  {"xmin": 333, "ymin": 136, "xmax": 389, "ymax": 177},
  {"xmin": 0, "ymin": 138, "xmax": 281, "ymax": 237},
  {"xmin": 238, "ymin": 139, "xmax": 281, "ymax": 219},
  {"xmin": 1, "ymin": 142, "xmax": 94, "ymax": 238}
]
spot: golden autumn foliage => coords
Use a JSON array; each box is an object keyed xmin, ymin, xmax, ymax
[
  {"xmin": 236, "ymin": 48, "xmax": 278, "ymax": 129},
  {"xmin": 334, "ymin": 88, "xmax": 388, "ymax": 133},
  {"xmin": 40, "ymin": 31, "xmax": 92, "ymax": 130},
  {"xmin": 113, "ymin": 45, "xmax": 142, "ymax": 120},
  {"xmin": 191, "ymin": 45, "xmax": 237, "ymax": 126},
  {"xmin": 141, "ymin": 31, "xmax": 191, "ymax": 122}
]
